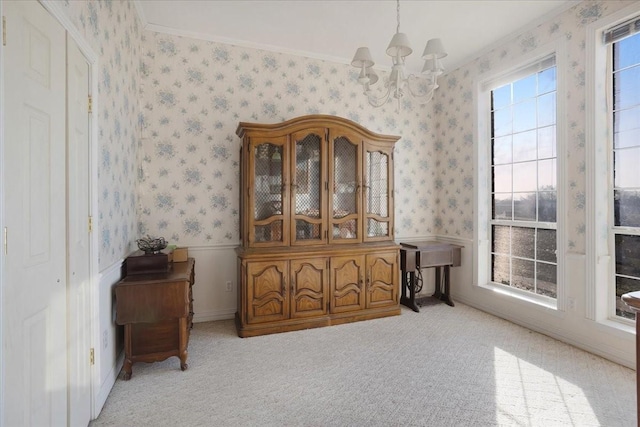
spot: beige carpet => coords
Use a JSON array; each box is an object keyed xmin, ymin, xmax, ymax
[{"xmin": 90, "ymin": 302, "xmax": 636, "ymax": 426}]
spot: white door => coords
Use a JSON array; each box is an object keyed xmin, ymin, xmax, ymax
[
  {"xmin": 66, "ymin": 33, "xmax": 92, "ymax": 427},
  {"xmin": 2, "ymin": 1, "xmax": 68, "ymax": 425}
]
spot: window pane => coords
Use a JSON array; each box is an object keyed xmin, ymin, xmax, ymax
[
  {"xmin": 536, "ymin": 229, "xmax": 557, "ymax": 263},
  {"xmin": 492, "ymin": 225, "xmax": 511, "ymax": 254},
  {"xmin": 614, "ymin": 190, "xmax": 640, "ymax": 227},
  {"xmin": 614, "ymin": 146, "xmax": 640, "ymax": 188},
  {"xmin": 538, "ymin": 159, "xmax": 556, "ymax": 190},
  {"xmin": 512, "ymin": 226, "xmax": 535, "ymax": 259},
  {"xmin": 493, "ymin": 193, "xmax": 513, "ymax": 220},
  {"xmin": 614, "ymin": 128, "xmax": 640, "ymax": 149},
  {"xmin": 492, "ymin": 165, "xmax": 512, "ymax": 193},
  {"xmin": 616, "ymin": 275, "xmax": 640, "ymax": 319},
  {"xmin": 537, "ymin": 262, "xmax": 557, "ymax": 298},
  {"xmin": 615, "ymin": 234, "xmax": 640, "ymax": 277},
  {"xmin": 513, "ymin": 161, "xmax": 537, "ymax": 192},
  {"xmin": 513, "ymin": 100, "xmax": 537, "ymax": 132},
  {"xmin": 492, "ymin": 254, "xmax": 510, "ymax": 285},
  {"xmin": 614, "ymin": 105, "xmax": 640, "ymax": 134},
  {"xmin": 614, "ymin": 33, "xmax": 640, "ymax": 70},
  {"xmin": 537, "ymin": 92, "xmax": 556, "ymax": 127},
  {"xmin": 614, "ymin": 66, "xmax": 640, "ymax": 110},
  {"xmin": 513, "ymin": 74, "xmax": 536, "ymax": 102},
  {"xmin": 492, "ymin": 135, "xmax": 512, "ymax": 165},
  {"xmin": 512, "ymin": 258, "xmax": 535, "ymax": 292},
  {"xmin": 538, "ymin": 191, "xmax": 557, "ymax": 222},
  {"xmin": 514, "ymin": 192, "xmax": 536, "ymax": 221},
  {"xmin": 538, "ymin": 67, "xmax": 556, "ymax": 94},
  {"xmin": 512, "ymin": 130, "xmax": 537, "ymax": 162},
  {"xmin": 493, "ymin": 84, "xmax": 511, "ymax": 110},
  {"xmin": 538, "ymin": 125, "xmax": 556, "ymax": 158},
  {"xmin": 493, "ymin": 107, "xmax": 512, "ymax": 137}
]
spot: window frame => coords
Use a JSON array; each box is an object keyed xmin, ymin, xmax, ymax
[
  {"xmin": 586, "ymin": 2, "xmax": 640, "ymax": 328},
  {"xmin": 474, "ymin": 40, "xmax": 567, "ymax": 311}
]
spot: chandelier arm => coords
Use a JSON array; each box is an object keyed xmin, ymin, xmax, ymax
[
  {"xmin": 364, "ymin": 84, "xmax": 394, "ymax": 108},
  {"xmin": 404, "ymin": 75, "xmax": 439, "ymax": 103}
]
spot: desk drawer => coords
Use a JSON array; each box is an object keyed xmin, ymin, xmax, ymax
[{"xmin": 419, "ymin": 250, "xmax": 453, "ymax": 267}]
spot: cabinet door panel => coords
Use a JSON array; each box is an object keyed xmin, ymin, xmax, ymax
[
  {"xmin": 291, "ymin": 258, "xmax": 328, "ymax": 318},
  {"xmin": 366, "ymin": 252, "xmax": 399, "ymax": 308},
  {"xmin": 364, "ymin": 142, "xmax": 394, "ymax": 242},
  {"xmin": 249, "ymin": 137, "xmax": 290, "ymax": 247},
  {"xmin": 330, "ymin": 255, "xmax": 365, "ymax": 313},
  {"xmin": 246, "ymin": 261, "xmax": 289, "ymax": 324},
  {"xmin": 291, "ymin": 129, "xmax": 327, "ymax": 245},
  {"xmin": 329, "ymin": 128, "xmax": 362, "ymax": 244}
]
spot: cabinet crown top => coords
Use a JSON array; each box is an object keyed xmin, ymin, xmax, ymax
[{"xmin": 236, "ymin": 114, "xmax": 400, "ymax": 144}]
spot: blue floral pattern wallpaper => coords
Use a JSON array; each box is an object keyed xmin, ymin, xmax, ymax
[
  {"xmin": 61, "ymin": 0, "xmax": 142, "ymax": 270},
  {"xmin": 138, "ymin": 32, "xmax": 439, "ymax": 246},
  {"xmin": 56, "ymin": 0, "xmax": 634, "ymax": 269}
]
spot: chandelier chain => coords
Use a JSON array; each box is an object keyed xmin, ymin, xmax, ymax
[{"xmin": 396, "ymin": 0, "xmax": 400, "ymax": 34}]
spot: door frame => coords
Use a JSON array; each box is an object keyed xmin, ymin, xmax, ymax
[{"xmin": 0, "ymin": 0, "xmax": 100, "ymax": 421}]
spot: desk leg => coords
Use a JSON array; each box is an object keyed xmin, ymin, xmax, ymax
[
  {"xmin": 434, "ymin": 267, "xmax": 442, "ymax": 300},
  {"xmin": 442, "ymin": 266, "xmax": 455, "ymax": 307},
  {"xmin": 400, "ymin": 271, "xmax": 420, "ymax": 312},
  {"xmin": 122, "ymin": 324, "xmax": 133, "ymax": 381}
]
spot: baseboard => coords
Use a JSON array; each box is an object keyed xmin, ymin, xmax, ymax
[{"xmin": 193, "ymin": 308, "xmax": 236, "ymax": 323}]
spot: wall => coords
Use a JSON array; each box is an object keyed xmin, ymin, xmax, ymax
[
  {"xmin": 138, "ymin": 31, "xmax": 442, "ymax": 322},
  {"xmin": 435, "ymin": 0, "xmax": 638, "ymax": 367}
]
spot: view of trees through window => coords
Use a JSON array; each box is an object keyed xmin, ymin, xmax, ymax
[
  {"xmin": 490, "ymin": 58, "xmax": 558, "ymax": 299},
  {"xmin": 613, "ymin": 31, "xmax": 640, "ymax": 319}
]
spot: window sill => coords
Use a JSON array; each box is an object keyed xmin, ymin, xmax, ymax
[{"xmin": 478, "ymin": 282, "xmax": 558, "ymax": 311}]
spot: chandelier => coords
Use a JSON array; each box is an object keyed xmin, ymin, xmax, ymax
[{"xmin": 351, "ymin": 0, "xmax": 447, "ymax": 110}]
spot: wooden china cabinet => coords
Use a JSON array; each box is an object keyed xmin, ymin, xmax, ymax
[{"xmin": 235, "ymin": 115, "xmax": 401, "ymax": 337}]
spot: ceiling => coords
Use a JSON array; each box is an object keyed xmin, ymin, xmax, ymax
[{"xmin": 136, "ymin": 0, "xmax": 578, "ymax": 74}]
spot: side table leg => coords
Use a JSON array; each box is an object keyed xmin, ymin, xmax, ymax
[
  {"xmin": 400, "ymin": 270, "xmax": 420, "ymax": 312},
  {"xmin": 434, "ymin": 267, "xmax": 442, "ymax": 299},
  {"xmin": 442, "ymin": 265, "xmax": 455, "ymax": 307},
  {"xmin": 122, "ymin": 324, "xmax": 133, "ymax": 380}
]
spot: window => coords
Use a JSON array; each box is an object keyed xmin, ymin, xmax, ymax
[
  {"xmin": 489, "ymin": 58, "xmax": 558, "ymax": 300},
  {"xmin": 611, "ymin": 30, "xmax": 640, "ymax": 319},
  {"xmin": 475, "ymin": 44, "xmax": 564, "ymax": 309}
]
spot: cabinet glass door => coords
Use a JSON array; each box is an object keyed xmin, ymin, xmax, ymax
[
  {"xmin": 291, "ymin": 130, "xmax": 325, "ymax": 245},
  {"xmin": 364, "ymin": 144, "xmax": 393, "ymax": 240},
  {"xmin": 251, "ymin": 138, "xmax": 288, "ymax": 245},
  {"xmin": 330, "ymin": 131, "xmax": 361, "ymax": 243}
]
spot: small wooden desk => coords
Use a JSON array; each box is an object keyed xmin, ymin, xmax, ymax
[
  {"xmin": 115, "ymin": 258, "xmax": 195, "ymax": 380},
  {"xmin": 399, "ymin": 241, "xmax": 462, "ymax": 312}
]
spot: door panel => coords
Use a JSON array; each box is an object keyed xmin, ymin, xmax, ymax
[
  {"xmin": 366, "ymin": 252, "xmax": 399, "ymax": 308},
  {"xmin": 246, "ymin": 261, "xmax": 289, "ymax": 324},
  {"xmin": 3, "ymin": 1, "xmax": 67, "ymax": 425},
  {"xmin": 330, "ymin": 255, "xmax": 365, "ymax": 313},
  {"xmin": 290, "ymin": 258, "xmax": 328, "ymax": 318}
]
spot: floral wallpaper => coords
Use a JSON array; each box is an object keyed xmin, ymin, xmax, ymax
[
  {"xmin": 138, "ymin": 32, "xmax": 440, "ymax": 246},
  {"xmin": 54, "ymin": 0, "xmax": 635, "ymax": 268},
  {"xmin": 60, "ymin": 0, "xmax": 142, "ymax": 270},
  {"xmin": 434, "ymin": 0, "xmax": 636, "ymax": 254}
]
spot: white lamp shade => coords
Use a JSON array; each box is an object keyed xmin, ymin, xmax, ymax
[
  {"xmin": 386, "ymin": 32, "xmax": 412, "ymax": 58},
  {"xmin": 421, "ymin": 58, "xmax": 444, "ymax": 75},
  {"xmin": 351, "ymin": 47, "xmax": 375, "ymax": 68},
  {"xmin": 422, "ymin": 38, "xmax": 447, "ymax": 59},
  {"xmin": 366, "ymin": 67, "xmax": 379, "ymax": 85}
]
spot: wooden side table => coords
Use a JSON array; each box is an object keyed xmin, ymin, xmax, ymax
[
  {"xmin": 115, "ymin": 258, "xmax": 195, "ymax": 380},
  {"xmin": 399, "ymin": 241, "xmax": 462, "ymax": 312}
]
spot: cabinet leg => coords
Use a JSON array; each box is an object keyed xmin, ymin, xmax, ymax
[
  {"xmin": 180, "ymin": 353, "xmax": 189, "ymax": 371},
  {"xmin": 122, "ymin": 359, "xmax": 132, "ymax": 381}
]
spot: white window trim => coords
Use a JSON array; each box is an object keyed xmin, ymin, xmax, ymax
[
  {"xmin": 473, "ymin": 38, "xmax": 567, "ymax": 311},
  {"xmin": 586, "ymin": 1, "xmax": 640, "ymax": 327}
]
